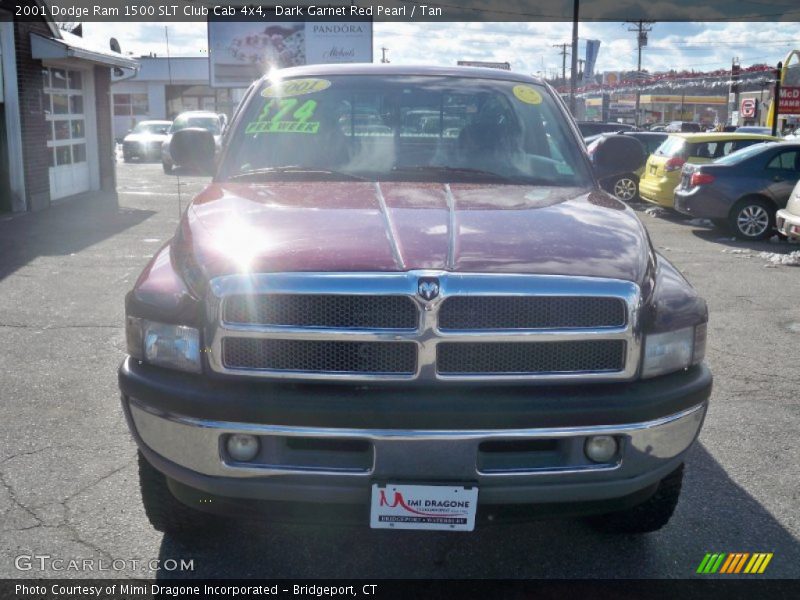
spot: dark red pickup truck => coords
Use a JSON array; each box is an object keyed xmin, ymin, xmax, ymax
[{"xmin": 120, "ymin": 65, "xmax": 710, "ymax": 535}]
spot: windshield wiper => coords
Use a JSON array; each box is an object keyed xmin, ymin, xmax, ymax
[
  {"xmin": 389, "ymin": 165, "xmax": 552, "ymax": 184},
  {"xmin": 227, "ymin": 166, "xmax": 368, "ymax": 182}
]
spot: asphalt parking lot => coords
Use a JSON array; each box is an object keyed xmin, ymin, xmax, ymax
[{"xmin": 0, "ymin": 159, "xmax": 798, "ymax": 580}]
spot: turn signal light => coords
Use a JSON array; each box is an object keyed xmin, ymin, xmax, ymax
[{"xmin": 690, "ymin": 172, "xmax": 716, "ymax": 187}]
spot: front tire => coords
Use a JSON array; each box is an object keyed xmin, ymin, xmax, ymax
[
  {"xmin": 610, "ymin": 174, "xmax": 639, "ymax": 202},
  {"xmin": 161, "ymin": 160, "xmax": 172, "ymax": 174},
  {"xmin": 138, "ymin": 451, "xmax": 218, "ymax": 535},
  {"xmin": 586, "ymin": 464, "xmax": 684, "ymax": 534},
  {"xmin": 729, "ymin": 197, "xmax": 775, "ymax": 241}
]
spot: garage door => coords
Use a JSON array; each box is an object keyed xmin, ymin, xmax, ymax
[{"xmin": 44, "ymin": 67, "xmax": 90, "ymax": 200}]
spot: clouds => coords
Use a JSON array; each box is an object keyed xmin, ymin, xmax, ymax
[{"xmin": 82, "ymin": 21, "xmax": 799, "ymax": 76}]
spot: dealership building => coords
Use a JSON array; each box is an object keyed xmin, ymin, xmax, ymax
[
  {"xmin": 0, "ymin": 11, "xmax": 136, "ymax": 213},
  {"xmin": 111, "ymin": 56, "xmax": 247, "ymax": 140}
]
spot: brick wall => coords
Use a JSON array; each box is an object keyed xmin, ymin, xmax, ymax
[
  {"xmin": 14, "ymin": 20, "xmax": 51, "ymax": 211},
  {"xmin": 94, "ymin": 66, "xmax": 116, "ymax": 193}
]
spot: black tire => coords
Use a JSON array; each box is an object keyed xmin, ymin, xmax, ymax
[
  {"xmin": 162, "ymin": 161, "xmax": 172, "ymax": 174},
  {"xmin": 609, "ymin": 174, "xmax": 639, "ymax": 202},
  {"xmin": 728, "ymin": 197, "xmax": 775, "ymax": 241},
  {"xmin": 138, "ymin": 451, "xmax": 218, "ymax": 535},
  {"xmin": 586, "ymin": 464, "xmax": 684, "ymax": 534},
  {"xmin": 123, "ymin": 155, "xmax": 131, "ymax": 163}
]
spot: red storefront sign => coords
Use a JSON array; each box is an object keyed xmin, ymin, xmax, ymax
[
  {"xmin": 740, "ymin": 98, "xmax": 756, "ymax": 118},
  {"xmin": 779, "ymin": 87, "xmax": 800, "ymax": 114}
]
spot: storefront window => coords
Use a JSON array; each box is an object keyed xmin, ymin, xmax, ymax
[
  {"xmin": 54, "ymin": 121, "xmax": 70, "ymax": 140},
  {"xmin": 55, "ymin": 146, "xmax": 71, "ymax": 165},
  {"xmin": 52, "ymin": 94, "xmax": 69, "ymax": 114},
  {"xmin": 113, "ymin": 93, "xmax": 149, "ymax": 116},
  {"xmin": 68, "ymin": 71, "xmax": 82, "ymax": 90},
  {"xmin": 72, "ymin": 144, "xmax": 87, "ymax": 163},
  {"xmin": 51, "ymin": 69, "xmax": 68, "ymax": 88},
  {"xmin": 71, "ymin": 120, "xmax": 85, "ymax": 138},
  {"xmin": 44, "ymin": 68, "xmax": 86, "ymax": 171}
]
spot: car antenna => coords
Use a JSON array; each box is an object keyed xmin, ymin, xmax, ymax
[{"xmin": 165, "ymin": 25, "xmax": 182, "ymax": 219}]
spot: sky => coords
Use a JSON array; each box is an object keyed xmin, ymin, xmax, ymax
[{"xmin": 81, "ymin": 21, "xmax": 799, "ymax": 77}]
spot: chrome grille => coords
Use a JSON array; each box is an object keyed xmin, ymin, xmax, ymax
[
  {"xmin": 223, "ymin": 294, "xmax": 418, "ymax": 329},
  {"xmin": 222, "ymin": 338, "xmax": 417, "ymax": 374},
  {"xmin": 206, "ymin": 272, "xmax": 641, "ymax": 382},
  {"xmin": 437, "ymin": 340, "xmax": 626, "ymax": 375},
  {"xmin": 438, "ymin": 296, "xmax": 626, "ymax": 330}
]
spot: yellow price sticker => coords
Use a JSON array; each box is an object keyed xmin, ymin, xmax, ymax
[
  {"xmin": 262, "ymin": 78, "xmax": 331, "ymax": 98},
  {"xmin": 513, "ymin": 85, "xmax": 543, "ymax": 105}
]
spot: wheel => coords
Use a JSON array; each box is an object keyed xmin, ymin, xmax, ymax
[
  {"xmin": 586, "ymin": 464, "xmax": 683, "ymax": 534},
  {"xmin": 729, "ymin": 197, "xmax": 775, "ymax": 241},
  {"xmin": 161, "ymin": 160, "xmax": 172, "ymax": 174},
  {"xmin": 138, "ymin": 451, "xmax": 218, "ymax": 535},
  {"xmin": 123, "ymin": 155, "xmax": 131, "ymax": 163},
  {"xmin": 610, "ymin": 175, "xmax": 639, "ymax": 202}
]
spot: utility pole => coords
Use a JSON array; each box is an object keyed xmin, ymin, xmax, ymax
[
  {"xmin": 569, "ymin": 0, "xmax": 579, "ymax": 114},
  {"xmin": 553, "ymin": 43, "xmax": 570, "ymax": 88},
  {"xmin": 729, "ymin": 57, "xmax": 740, "ymax": 125},
  {"xmin": 380, "ymin": 47, "xmax": 390, "ymax": 63},
  {"xmin": 626, "ymin": 20, "xmax": 653, "ymax": 127}
]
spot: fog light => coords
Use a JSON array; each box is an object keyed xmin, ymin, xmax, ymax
[
  {"xmin": 226, "ymin": 434, "xmax": 259, "ymax": 462},
  {"xmin": 584, "ymin": 435, "xmax": 618, "ymax": 463}
]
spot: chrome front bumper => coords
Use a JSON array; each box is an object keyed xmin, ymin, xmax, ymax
[
  {"xmin": 777, "ymin": 209, "xmax": 800, "ymax": 239},
  {"xmin": 126, "ymin": 397, "xmax": 707, "ymax": 505}
]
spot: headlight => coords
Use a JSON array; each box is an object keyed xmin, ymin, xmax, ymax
[
  {"xmin": 125, "ymin": 317, "xmax": 201, "ymax": 373},
  {"xmin": 642, "ymin": 324, "xmax": 706, "ymax": 379}
]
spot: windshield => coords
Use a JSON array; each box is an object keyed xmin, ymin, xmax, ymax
[
  {"xmin": 170, "ymin": 115, "xmax": 221, "ymax": 134},
  {"xmin": 219, "ymin": 75, "xmax": 592, "ymax": 186},
  {"xmin": 132, "ymin": 122, "xmax": 169, "ymax": 134},
  {"xmin": 714, "ymin": 142, "xmax": 773, "ymax": 165}
]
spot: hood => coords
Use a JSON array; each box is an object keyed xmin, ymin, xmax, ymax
[{"xmin": 175, "ymin": 182, "xmax": 654, "ymax": 284}]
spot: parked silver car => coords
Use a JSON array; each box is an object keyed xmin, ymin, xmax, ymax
[
  {"xmin": 122, "ymin": 120, "xmax": 171, "ymax": 162},
  {"xmin": 776, "ymin": 178, "xmax": 800, "ymax": 240},
  {"xmin": 161, "ymin": 111, "xmax": 224, "ymax": 173}
]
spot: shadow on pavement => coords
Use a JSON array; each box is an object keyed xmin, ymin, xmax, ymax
[
  {"xmin": 691, "ymin": 227, "xmax": 800, "ymax": 254},
  {"xmin": 0, "ymin": 192, "xmax": 155, "ymax": 282},
  {"xmin": 153, "ymin": 443, "xmax": 799, "ymax": 579}
]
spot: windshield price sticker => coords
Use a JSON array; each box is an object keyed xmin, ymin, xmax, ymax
[
  {"xmin": 513, "ymin": 85, "xmax": 543, "ymax": 105},
  {"xmin": 246, "ymin": 98, "xmax": 320, "ymax": 135},
  {"xmin": 370, "ymin": 484, "xmax": 478, "ymax": 531},
  {"xmin": 261, "ymin": 78, "xmax": 331, "ymax": 98}
]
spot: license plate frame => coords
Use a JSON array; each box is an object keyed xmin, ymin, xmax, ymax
[{"xmin": 370, "ymin": 483, "xmax": 478, "ymax": 531}]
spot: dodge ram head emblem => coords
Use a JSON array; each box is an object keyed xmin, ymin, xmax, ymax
[{"xmin": 417, "ymin": 278, "xmax": 440, "ymax": 300}]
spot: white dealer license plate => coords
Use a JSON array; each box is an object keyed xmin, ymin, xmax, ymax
[{"xmin": 370, "ymin": 484, "xmax": 478, "ymax": 531}]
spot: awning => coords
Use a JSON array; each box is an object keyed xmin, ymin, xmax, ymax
[{"xmin": 31, "ymin": 31, "xmax": 139, "ymax": 70}]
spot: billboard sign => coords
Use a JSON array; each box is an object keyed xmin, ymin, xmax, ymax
[
  {"xmin": 778, "ymin": 87, "xmax": 800, "ymax": 115},
  {"xmin": 740, "ymin": 98, "xmax": 756, "ymax": 118},
  {"xmin": 583, "ymin": 40, "xmax": 601, "ymax": 84},
  {"xmin": 208, "ymin": 21, "xmax": 373, "ymax": 87}
]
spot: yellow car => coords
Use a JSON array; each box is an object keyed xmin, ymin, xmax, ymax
[{"xmin": 638, "ymin": 132, "xmax": 780, "ymax": 207}]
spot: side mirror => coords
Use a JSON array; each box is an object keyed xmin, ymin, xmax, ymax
[
  {"xmin": 590, "ymin": 135, "xmax": 646, "ymax": 181},
  {"xmin": 170, "ymin": 128, "xmax": 215, "ymax": 173}
]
